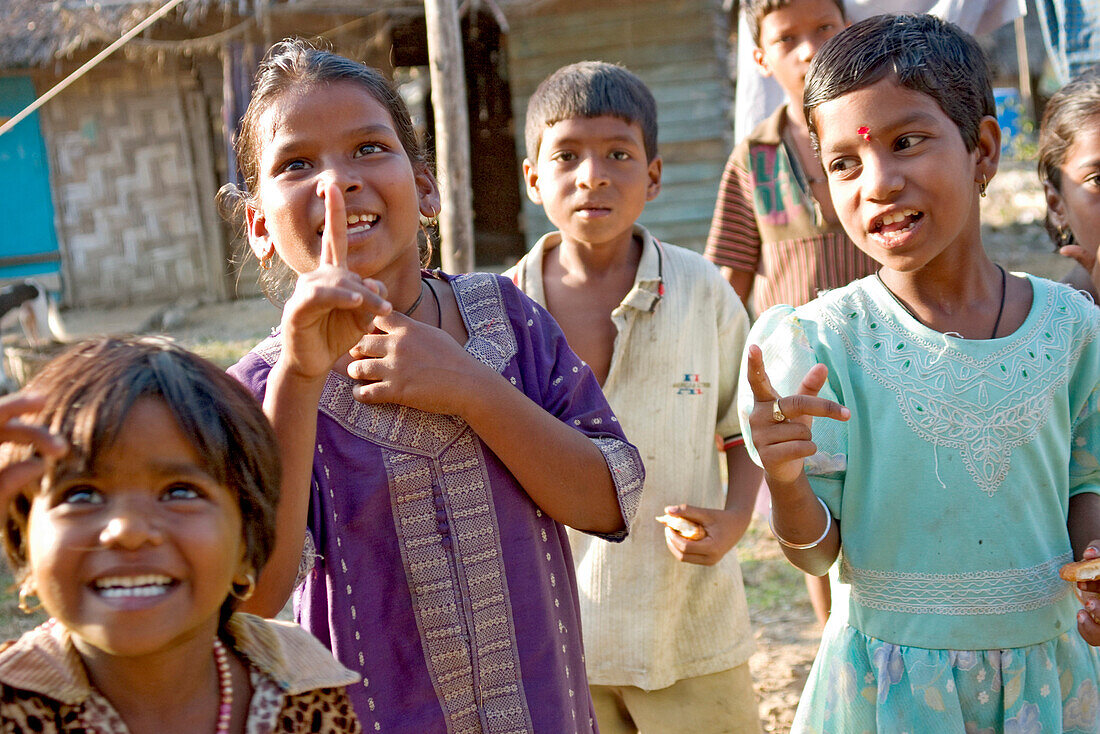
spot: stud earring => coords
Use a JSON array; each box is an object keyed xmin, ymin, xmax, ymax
[{"xmin": 18, "ymin": 578, "xmax": 42, "ymax": 615}]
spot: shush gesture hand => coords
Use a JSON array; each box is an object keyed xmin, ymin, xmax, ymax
[
  {"xmin": 744, "ymin": 345, "xmax": 849, "ymax": 486},
  {"xmin": 278, "ymin": 183, "xmax": 393, "ymax": 381}
]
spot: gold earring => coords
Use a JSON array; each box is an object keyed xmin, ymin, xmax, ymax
[
  {"xmin": 420, "ymin": 207, "xmax": 439, "ymax": 229},
  {"xmin": 1058, "ymin": 225, "xmax": 1077, "ymax": 248},
  {"xmin": 231, "ymin": 572, "xmax": 256, "ymax": 602},
  {"xmin": 979, "ymin": 175, "xmax": 988, "ymax": 198},
  {"xmin": 18, "ymin": 578, "xmax": 42, "ymax": 615}
]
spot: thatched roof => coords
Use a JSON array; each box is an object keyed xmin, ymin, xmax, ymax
[{"xmin": 0, "ymin": 0, "xmax": 540, "ymax": 70}]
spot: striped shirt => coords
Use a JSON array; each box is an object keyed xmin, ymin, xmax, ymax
[{"xmin": 705, "ymin": 104, "xmax": 878, "ymax": 314}]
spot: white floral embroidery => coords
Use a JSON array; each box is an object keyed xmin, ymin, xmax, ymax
[
  {"xmin": 842, "ymin": 553, "xmax": 1072, "ymax": 615},
  {"xmin": 823, "ymin": 285, "xmax": 1097, "ymax": 495}
]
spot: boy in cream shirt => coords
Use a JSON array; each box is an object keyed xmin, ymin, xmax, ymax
[{"xmin": 508, "ymin": 61, "xmax": 762, "ymax": 733}]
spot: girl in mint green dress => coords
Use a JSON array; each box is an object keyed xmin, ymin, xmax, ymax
[{"xmin": 740, "ymin": 15, "xmax": 1100, "ymax": 733}]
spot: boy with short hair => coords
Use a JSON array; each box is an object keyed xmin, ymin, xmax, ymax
[
  {"xmin": 507, "ymin": 61, "xmax": 762, "ymax": 733},
  {"xmin": 707, "ymin": 0, "xmax": 876, "ymax": 625}
]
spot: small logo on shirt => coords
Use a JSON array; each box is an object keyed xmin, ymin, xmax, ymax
[{"xmin": 675, "ymin": 374, "xmax": 709, "ymax": 395}]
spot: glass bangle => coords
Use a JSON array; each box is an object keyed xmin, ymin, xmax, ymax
[{"xmin": 768, "ymin": 496, "xmax": 832, "ymax": 550}]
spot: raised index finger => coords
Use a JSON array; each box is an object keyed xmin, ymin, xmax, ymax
[
  {"xmin": 745, "ymin": 344, "xmax": 781, "ymax": 402},
  {"xmin": 320, "ymin": 182, "xmax": 349, "ymax": 270}
]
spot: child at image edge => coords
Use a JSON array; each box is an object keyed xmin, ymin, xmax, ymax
[
  {"xmin": 224, "ymin": 41, "xmax": 645, "ymax": 732},
  {"xmin": 706, "ymin": 0, "xmax": 879, "ymax": 627},
  {"xmin": 0, "ymin": 337, "xmax": 361, "ymax": 732},
  {"xmin": 507, "ymin": 62, "xmax": 763, "ymax": 733},
  {"xmin": 1038, "ymin": 69, "xmax": 1100, "ymax": 303},
  {"xmin": 741, "ymin": 15, "xmax": 1100, "ymax": 732}
]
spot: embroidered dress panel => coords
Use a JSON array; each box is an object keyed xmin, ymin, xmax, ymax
[
  {"xmin": 823, "ymin": 283, "xmax": 1094, "ymax": 496},
  {"xmin": 841, "ymin": 553, "xmax": 1073, "ymax": 615},
  {"xmin": 384, "ymin": 435, "xmax": 533, "ymax": 734}
]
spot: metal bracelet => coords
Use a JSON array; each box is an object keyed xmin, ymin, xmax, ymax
[{"xmin": 769, "ymin": 496, "xmax": 832, "ymax": 550}]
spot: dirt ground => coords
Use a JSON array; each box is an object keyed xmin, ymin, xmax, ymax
[{"xmin": 0, "ymin": 160, "xmax": 1074, "ymax": 733}]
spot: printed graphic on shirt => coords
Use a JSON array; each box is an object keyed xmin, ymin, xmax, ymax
[
  {"xmin": 675, "ymin": 374, "xmax": 710, "ymax": 395},
  {"xmin": 750, "ymin": 144, "xmax": 807, "ymax": 226}
]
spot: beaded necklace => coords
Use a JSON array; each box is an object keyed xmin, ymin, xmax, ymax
[{"xmin": 79, "ymin": 636, "xmax": 233, "ymax": 734}]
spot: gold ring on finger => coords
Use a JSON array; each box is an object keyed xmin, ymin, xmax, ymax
[{"xmin": 772, "ymin": 399, "xmax": 788, "ymax": 423}]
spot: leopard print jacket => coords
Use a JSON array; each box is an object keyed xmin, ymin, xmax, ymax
[{"xmin": 0, "ymin": 615, "xmax": 362, "ymax": 733}]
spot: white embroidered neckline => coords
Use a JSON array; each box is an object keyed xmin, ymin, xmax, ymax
[{"xmin": 822, "ymin": 281, "xmax": 1095, "ymax": 496}]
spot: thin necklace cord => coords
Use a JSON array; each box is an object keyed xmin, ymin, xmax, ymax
[{"xmin": 875, "ymin": 264, "xmax": 1007, "ymax": 339}]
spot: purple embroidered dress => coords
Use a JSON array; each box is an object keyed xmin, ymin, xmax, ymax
[{"xmin": 231, "ymin": 273, "xmax": 645, "ymax": 733}]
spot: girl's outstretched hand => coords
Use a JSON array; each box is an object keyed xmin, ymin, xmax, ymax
[
  {"xmin": 0, "ymin": 393, "xmax": 66, "ymax": 522},
  {"xmin": 278, "ymin": 183, "xmax": 393, "ymax": 381},
  {"xmin": 346, "ymin": 309, "xmax": 486, "ymax": 416},
  {"xmin": 1074, "ymin": 541, "xmax": 1100, "ymax": 645},
  {"xmin": 745, "ymin": 344, "xmax": 850, "ymax": 486}
]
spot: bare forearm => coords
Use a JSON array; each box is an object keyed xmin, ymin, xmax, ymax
[
  {"xmin": 767, "ymin": 473, "xmax": 840, "ymax": 576},
  {"xmin": 1069, "ymin": 492, "xmax": 1100, "ymax": 559},
  {"xmin": 239, "ymin": 360, "xmax": 327, "ymax": 617},
  {"xmin": 721, "ymin": 266, "xmax": 755, "ymax": 307},
  {"xmin": 459, "ymin": 366, "xmax": 623, "ymax": 534},
  {"xmin": 723, "ymin": 444, "xmax": 761, "ymax": 545}
]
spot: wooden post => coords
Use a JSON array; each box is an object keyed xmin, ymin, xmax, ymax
[{"xmin": 424, "ymin": 0, "xmax": 475, "ymax": 273}]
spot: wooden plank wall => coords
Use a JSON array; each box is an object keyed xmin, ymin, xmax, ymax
[{"xmin": 507, "ymin": 0, "xmax": 732, "ymax": 253}]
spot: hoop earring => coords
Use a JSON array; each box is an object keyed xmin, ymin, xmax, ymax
[
  {"xmin": 18, "ymin": 578, "xmax": 42, "ymax": 615},
  {"xmin": 419, "ymin": 206, "xmax": 439, "ymax": 229},
  {"xmin": 231, "ymin": 572, "xmax": 256, "ymax": 602},
  {"xmin": 979, "ymin": 175, "xmax": 988, "ymax": 198}
]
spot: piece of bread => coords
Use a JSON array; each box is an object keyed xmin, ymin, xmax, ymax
[
  {"xmin": 1059, "ymin": 558, "xmax": 1100, "ymax": 582},
  {"xmin": 656, "ymin": 514, "xmax": 706, "ymax": 541}
]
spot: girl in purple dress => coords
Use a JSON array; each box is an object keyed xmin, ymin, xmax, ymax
[{"xmin": 221, "ymin": 40, "xmax": 644, "ymax": 733}]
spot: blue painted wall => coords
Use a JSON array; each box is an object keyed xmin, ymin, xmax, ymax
[{"xmin": 0, "ymin": 76, "xmax": 60, "ymax": 281}]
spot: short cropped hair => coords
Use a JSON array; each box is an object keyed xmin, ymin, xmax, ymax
[
  {"xmin": 1, "ymin": 336, "xmax": 281, "ymax": 624},
  {"xmin": 743, "ymin": 0, "xmax": 846, "ymax": 46},
  {"xmin": 524, "ymin": 61, "xmax": 658, "ymax": 163},
  {"xmin": 1038, "ymin": 68, "xmax": 1100, "ymax": 247},
  {"xmin": 803, "ymin": 14, "xmax": 995, "ymax": 154}
]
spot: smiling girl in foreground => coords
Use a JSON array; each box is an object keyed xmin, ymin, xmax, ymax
[
  {"xmin": 221, "ymin": 40, "xmax": 643, "ymax": 731},
  {"xmin": 739, "ymin": 15, "xmax": 1100, "ymax": 732},
  {"xmin": 0, "ymin": 336, "xmax": 361, "ymax": 733}
]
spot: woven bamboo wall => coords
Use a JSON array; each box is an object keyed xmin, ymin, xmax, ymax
[{"xmin": 38, "ymin": 60, "xmax": 227, "ymax": 307}]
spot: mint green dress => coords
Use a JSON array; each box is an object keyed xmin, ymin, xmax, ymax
[{"xmin": 740, "ymin": 275, "xmax": 1100, "ymax": 733}]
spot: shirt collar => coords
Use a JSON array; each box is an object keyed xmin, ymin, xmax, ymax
[
  {"xmin": 0, "ymin": 614, "xmax": 359, "ymax": 705},
  {"xmin": 515, "ymin": 224, "xmax": 664, "ymax": 313},
  {"xmin": 747, "ymin": 103, "xmax": 789, "ymax": 147}
]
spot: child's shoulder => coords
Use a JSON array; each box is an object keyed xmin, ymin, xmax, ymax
[
  {"xmin": 0, "ymin": 622, "xmax": 82, "ymax": 706},
  {"xmin": 227, "ymin": 614, "xmax": 359, "ymax": 694},
  {"xmin": 731, "ymin": 104, "xmax": 788, "ymax": 162},
  {"xmin": 1034, "ymin": 274, "xmax": 1100, "ymax": 325}
]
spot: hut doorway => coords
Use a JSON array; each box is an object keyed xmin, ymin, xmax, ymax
[{"xmin": 391, "ymin": 9, "xmax": 526, "ymax": 268}]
